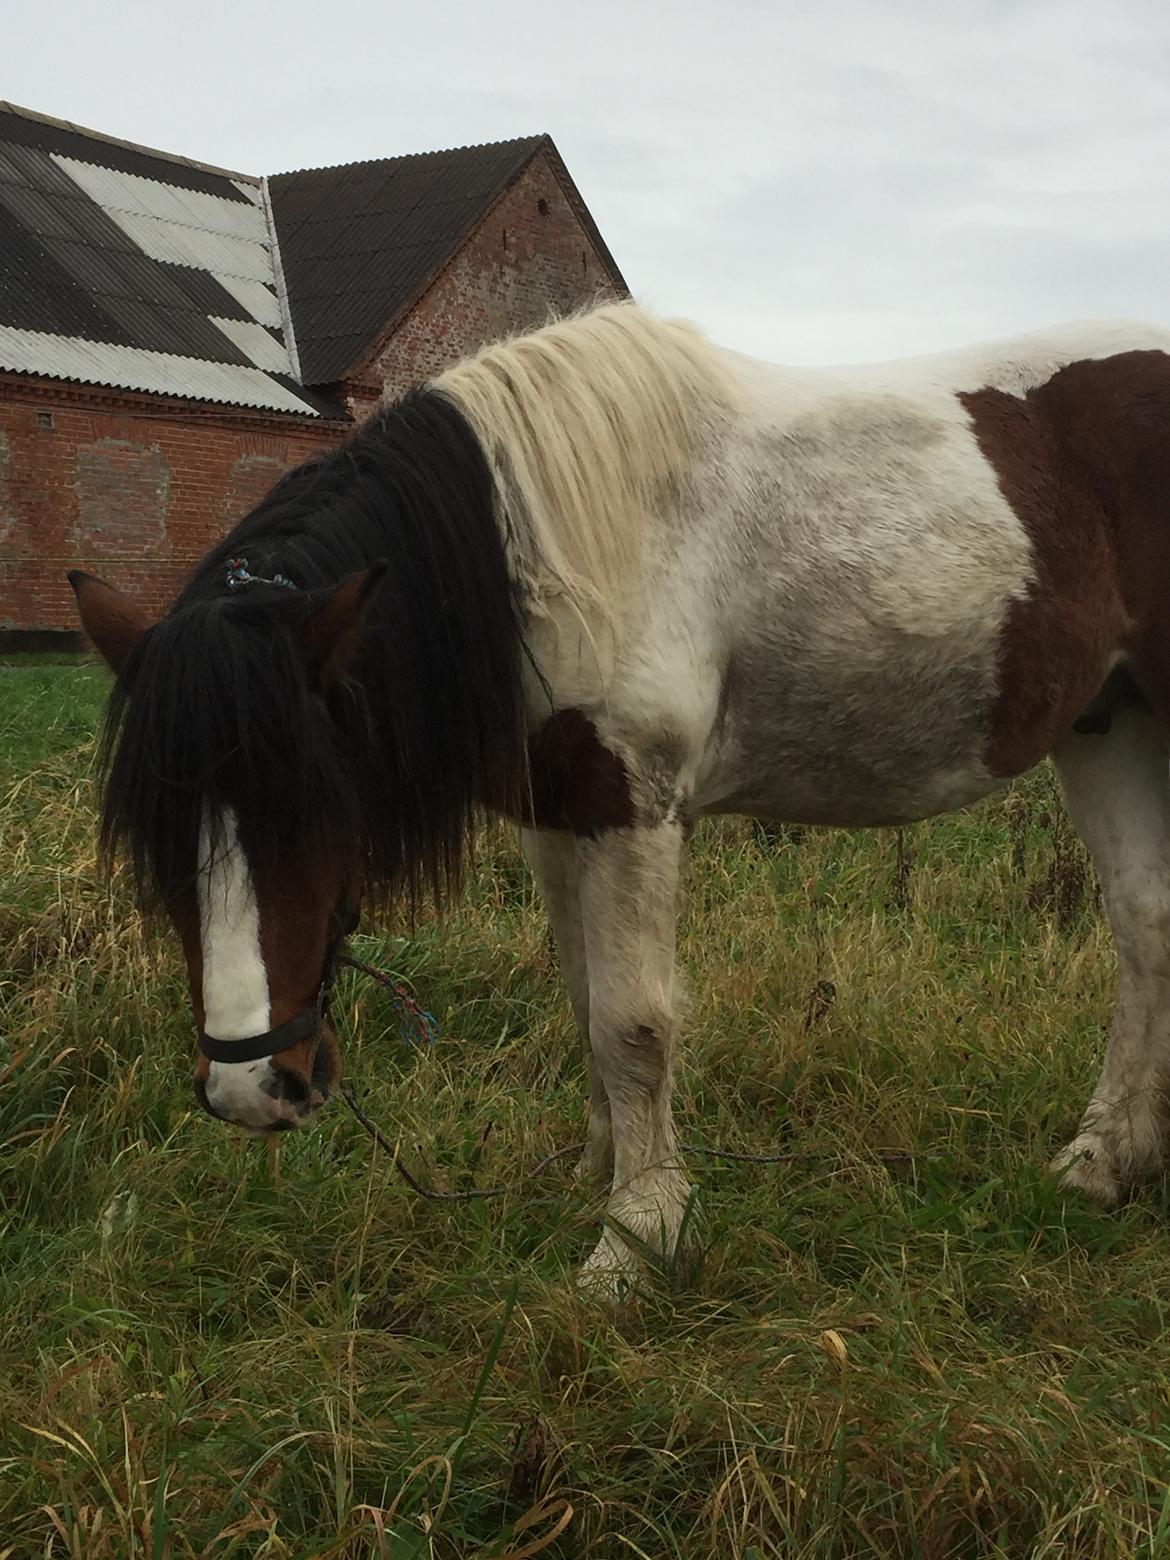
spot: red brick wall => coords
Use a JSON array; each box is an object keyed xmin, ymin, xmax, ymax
[
  {"xmin": 0, "ymin": 382, "xmax": 339, "ymax": 633},
  {"xmin": 366, "ymin": 151, "xmax": 626, "ymax": 398}
]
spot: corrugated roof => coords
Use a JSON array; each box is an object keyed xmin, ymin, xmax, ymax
[
  {"xmin": 267, "ymin": 136, "xmax": 549, "ymax": 385},
  {"xmin": 0, "ymin": 101, "xmax": 326, "ymax": 416},
  {"xmin": 0, "ymin": 103, "xmax": 626, "ymax": 414},
  {"xmin": 210, "ymin": 315, "xmax": 294, "ymax": 375}
]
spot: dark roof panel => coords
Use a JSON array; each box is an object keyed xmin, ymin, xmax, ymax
[
  {"xmin": 0, "ymin": 200, "xmax": 132, "ymax": 341},
  {"xmin": 0, "ymin": 101, "xmax": 255, "ymax": 202},
  {"xmin": 0, "ymin": 140, "xmax": 86, "ymax": 196},
  {"xmin": 269, "ymin": 135, "xmax": 547, "ymax": 383},
  {"xmin": 0, "ymin": 184, "xmax": 79, "ymax": 240}
]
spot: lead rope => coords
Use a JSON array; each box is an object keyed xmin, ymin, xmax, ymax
[
  {"xmin": 335, "ymin": 955, "xmax": 926, "ymax": 1203},
  {"xmin": 336, "ymin": 953, "xmax": 583, "ymax": 1202},
  {"xmin": 338, "ymin": 1081, "xmax": 584, "ymax": 1203}
]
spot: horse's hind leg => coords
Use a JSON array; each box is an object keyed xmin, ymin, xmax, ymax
[
  {"xmin": 522, "ymin": 827, "xmax": 613, "ymax": 1180},
  {"xmin": 1052, "ymin": 700, "xmax": 1170, "ymax": 1205},
  {"xmin": 574, "ymin": 817, "xmax": 692, "ymax": 1296}
]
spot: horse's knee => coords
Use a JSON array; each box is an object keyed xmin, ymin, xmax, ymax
[
  {"xmin": 1107, "ymin": 885, "xmax": 1170, "ymax": 975},
  {"xmin": 591, "ymin": 1007, "xmax": 674, "ymax": 1099}
]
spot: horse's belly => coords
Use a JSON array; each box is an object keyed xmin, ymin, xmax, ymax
[
  {"xmin": 702, "ymin": 745, "xmax": 1007, "ymax": 828},
  {"xmin": 682, "ymin": 363, "xmax": 1047, "ymax": 825},
  {"xmin": 697, "ymin": 637, "xmax": 1009, "ymax": 827}
]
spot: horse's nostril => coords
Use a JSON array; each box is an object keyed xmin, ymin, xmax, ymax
[{"xmin": 269, "ymin": 1066, "xmax": 310, "ymax": 1106}]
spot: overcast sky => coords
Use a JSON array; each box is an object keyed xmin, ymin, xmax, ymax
[{"xmin": 6, "ymin": 0, "xmax": 1170, "ymax": 364}]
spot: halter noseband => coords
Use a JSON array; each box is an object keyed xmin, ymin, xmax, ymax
[
  {"xmin": 198, "ymin": 1002, "xmax": 326, "ymax": 1064},
  {"xmin": 197, "ymin": 903, "xmax": 359, "ymax": 1065}
]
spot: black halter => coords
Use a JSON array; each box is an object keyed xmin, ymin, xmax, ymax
[{"xmin": 197, "ymin": 902, "xmax": 359, "ymax": 1065}]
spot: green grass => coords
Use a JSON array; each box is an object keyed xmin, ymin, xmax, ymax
[{"xmin": 3, "ymin": 663, "xmax": 1169, "ymax": 1556}]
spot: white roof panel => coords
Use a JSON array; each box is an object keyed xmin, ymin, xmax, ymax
[
  {"xmin": 210, "ymin": 316, "xmax": 293, "ymax": 374},
  {"xmin": 101, "ymin": 208, "xmax": 273, "ymax": 282},
  {"xmin": 206, "ymin": 272, "xmax": 283, "ymax": 329},
  {"xmin": 0, "ymin": 326, "xmax": 319, "ymax": 415},
  {"xmin": 53, "ymin": 155, "xmax": 269, "ymax": 243}
]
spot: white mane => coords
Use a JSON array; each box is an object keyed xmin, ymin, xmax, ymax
[{"xmin": 437, "ymin": 302, "xmax": 738, "ymax": 612}]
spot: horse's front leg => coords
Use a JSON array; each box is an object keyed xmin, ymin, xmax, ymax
[
  {"xmin": 1051, "ymin": 702, "xmax": 1170, "ymax": 1203},
  {"xmin": 521, "ymin": 827, "xmax": 613, "ymax": 1181},
  {"xmin": 575, "ymin": 817, "xmax": 692, "ymax": 1297}
]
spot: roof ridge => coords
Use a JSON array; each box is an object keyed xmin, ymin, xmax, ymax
[
  {"xmin": 269, "ymin": 133, "xmax": 547, "ymax": 182},
  {"xmin": 261, "ymin": 174, "xmax": 302, "ymax": 385},
  {"xmin": 0, "ymin": 98, "xmax": 260, "ymax": 185}
]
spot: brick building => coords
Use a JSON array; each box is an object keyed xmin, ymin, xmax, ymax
[{"xmin": 0, "ymin": 101, "xmax": 626, "ymax": 641}]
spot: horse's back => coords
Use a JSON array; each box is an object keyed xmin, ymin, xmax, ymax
[
  {"xmin": 739, "ymin": 317, "xmax": 1170, "ymax": 394},
  {"xmin": 522, "ymin": 314, "xmax": 1170, "ymax": 831}
]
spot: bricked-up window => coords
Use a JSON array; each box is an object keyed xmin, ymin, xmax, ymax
[
  {"xmin": 36, "ymin": 412, "xmax": 53, "ymax": 430},
  {"xmin": 72, "ymin": 439, "xmax": 172, "ymax": 559},
  {"xmin": 0, "ymin": 428, "xmax": 12, "ymax": 543}
]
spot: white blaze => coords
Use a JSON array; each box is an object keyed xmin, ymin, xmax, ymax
[
  {"xmin": 196, "ymin": 810, "xmax": 286, "ymax": 1127},
  {"xmin": 197, "ymin": 808, "xmax": 270, "ymax": 1039}
]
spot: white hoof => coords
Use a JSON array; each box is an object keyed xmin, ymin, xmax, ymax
[
  {"xmin": 577, "ymin": 1229, "xmax": 642, "ymax": 1303},
  {"xmin": 577, "ymin": 1173, "xmax": 695, "ymax": 1297},
  {"xmin": 1051, "ymin": 1134, "xmax": 1125, "ymax": 1210}
]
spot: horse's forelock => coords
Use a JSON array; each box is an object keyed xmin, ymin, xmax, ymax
[{"xmin": 99, "ymin": 592, "xmax": 358, "ymax": 909}]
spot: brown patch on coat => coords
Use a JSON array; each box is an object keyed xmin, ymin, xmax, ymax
[
  {"xmin": 524, "ymin": 708, "xmax": 635, "ymax": 835},
  {"xmin": 959, "ymin": 348, "xmax": 1170, "ymax": 773}
]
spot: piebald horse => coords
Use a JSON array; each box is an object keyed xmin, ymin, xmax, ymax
[{"xmin": 71, "ymin": 304, "xmax": 1170, "ymax": 1295}]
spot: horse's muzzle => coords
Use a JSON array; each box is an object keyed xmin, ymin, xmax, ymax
[{"xmin": 193, "ymin": 1022, "xmax": 342, "ymax": 1133}]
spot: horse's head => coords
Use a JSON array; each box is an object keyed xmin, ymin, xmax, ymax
[
  {"xmin": 70, "ymin": 568, "xmax": 382, "ymax": 1134},
  {"xmin": 177, "ymin": 804, "xmax": 354, "ymax": 1133}
]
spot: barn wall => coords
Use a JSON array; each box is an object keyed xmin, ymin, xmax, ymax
[
  {"xmin": 0, "ymin": 381, "xmax": 340, "ymax": 633},
  {"xmin": 360, "ymin": 151, "xmax": 626, "ymax": 404}
]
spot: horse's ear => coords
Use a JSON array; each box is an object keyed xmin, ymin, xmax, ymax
[
  {"xmin": 299, "ymin": 563, "xmax": 388, "ymax": 688},
  {"xmin": 68, "ymin": 570, "xmax": 152, "ymax": 674}
]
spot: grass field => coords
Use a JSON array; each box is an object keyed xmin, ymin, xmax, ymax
[{"xmin": 4, "ymin": 660, "xmax": 1170, "ymax": 1557}]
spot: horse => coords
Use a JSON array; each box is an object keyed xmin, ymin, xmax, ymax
[{"xmin": 70, "ymin": 301, "xmax": 1170, "ymax": 1297}]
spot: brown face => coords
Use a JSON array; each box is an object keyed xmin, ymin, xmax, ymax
[{"xmin": 174, "ymin": 834, "xmax": 352, "ymax": 1133}]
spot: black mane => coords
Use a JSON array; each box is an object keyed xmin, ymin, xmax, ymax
[{"xmin": 100, "ymin": 387, "xmax": 529, "ymax": 909}]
